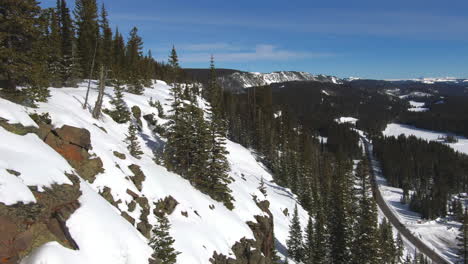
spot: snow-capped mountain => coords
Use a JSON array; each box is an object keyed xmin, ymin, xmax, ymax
[{"xmin": 218, "ymin": 71, "xmax": 342, "ymax": 91}]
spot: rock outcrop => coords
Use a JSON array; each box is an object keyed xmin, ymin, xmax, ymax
[
  {"xmin": 210, "ymin": 199, "xmax": 275, "ymax": 264},
  {"xmin": 0, "ymin": 174, "xmax": 81, "ymax": 264}
]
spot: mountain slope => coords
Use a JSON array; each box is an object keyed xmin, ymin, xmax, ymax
[
  {"xmin": 0, "ymin": 81, "xmax": 308, "ymax": 264},
  {"xmin": 218, "ymin": 71, "xmax": 341, "ymax": 91}
]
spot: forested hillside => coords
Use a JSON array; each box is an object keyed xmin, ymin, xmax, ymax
[{"xmin": 1, "ymin": 1, "xmax": 467, "ymax": 264}]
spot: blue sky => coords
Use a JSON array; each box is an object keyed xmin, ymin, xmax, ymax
[{"xmin": 40, "ymin": 0, "xmax": 468, "ymax": 79}]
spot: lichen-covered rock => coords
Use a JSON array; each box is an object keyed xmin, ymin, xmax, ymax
[
  {"xmin": 40, "ymin": 124, "xmax": 104, "ymax": 183},
  {"xmin": 54, "ymin": 125, "xmax": 91, "ymax": 150},
  {"xmin": 128, "ymin": 164, "xmax": 145, "ymax": 191}
]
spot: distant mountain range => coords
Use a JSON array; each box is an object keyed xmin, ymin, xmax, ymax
[{"xmin": 184, "ymin": 69, "xmax": 342, "ymax": 92}]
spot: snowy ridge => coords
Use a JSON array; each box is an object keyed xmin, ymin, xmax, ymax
[
  {"xmin": 218, "ymin": 71, "xmax": 341, "ymax": 91},
  {"xmin": 0, "ymin": 81, "xmax": 309, "ymax": 264},
  {"xmin": 386, "ymin": 77, "xmax": 468, "ymax": 84}
]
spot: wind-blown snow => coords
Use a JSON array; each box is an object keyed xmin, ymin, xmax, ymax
[
  {"xmin": 1, "ymin": 80, "xmax": 308, "ymax": 264},
  {"xmin": 383, "ymin": 123, "xmax": 468, "ymax": 155}
]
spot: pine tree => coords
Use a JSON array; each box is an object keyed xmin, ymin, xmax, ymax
[
  {"xmin": 125, "ymin": 123, "xmax": 143, "ymax": 159},
  {"xmin": 313, "ymin": 197, "xmax": 329, "ymax": 264},
  {"xmin": 351, "ymin": 160, "xmax": 380, "ymax": 264},
  {"xmin": 149, "ymin": 213, "xmax": 180, "ymax": 264},
  {"xmin": 0, "ymin": 0, "xmax": 45, "ymax": 92},
  {"xmin": 458, "ymin": 210, "xmax": 468, "ymax": 264},
  {"xmin": 328, "ymin": 157, "xmax": 353, "ymax": 264},
  {"xmin": 258, "ymin": 177, "xmax": 267, "ymax": 197},
  {"xmin": 112, "ymin": 28, "xmax": 126, "ymax": 78},
  {"xmin": 46, "ymin": 8, "xmax": 63, "ymax": 87},
  {"xmin": 379, "ymin": 218, "xmax": 396, "ymax": 263},
  {"xmin": 107, "ymin": 80, "xmax": 130, "ymax": 123},
  {"xmin": 396, "ymin": 232, "xmax": 404, "ymax": 264},
  {"xmin": 304, "ymin": 216, "xmax": 315, "ymax": 263},
  {"xmin": 168, "ymin": 46, "xmax": 181, "ymax": 85},
  {"xmin": 287, "ymin": 204, "xmax": 304, "ymax": 262},
  {"xmin": 126, "ymin": 27, "xmax": 144, "ymax": 94},
  {"xmin": 99, "ymin": 3, "xmax": 112, "ymax": 70},
  {"xmin": 58, "ymin": 0, "xmax": 78, "ymax": 86},
  {"xmin": 74, "ymin": 0, "xmax": 99, "ymax": 78}
]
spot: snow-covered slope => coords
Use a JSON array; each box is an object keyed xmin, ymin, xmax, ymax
[
  {"xmin": 218, "ymin": 71, "xmax": 341, "ymax": 91},
  {"xmin": 0, "ymin": 81, "xmax": 308, "ymax": 264}
]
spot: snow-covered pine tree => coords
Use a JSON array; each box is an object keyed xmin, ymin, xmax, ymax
[
  {"xmin": 287, "ymin": 204, "xmax": 304, "ymax": 262},
  {"xmin": 107, "ymin": 80, "xmax": 130, "ymax": 123},
  {"xmin": 149, "ymin": 213, "xmax": 179, "ymax": 264},
  {"xmin": 125, "ymin": 123, "xmax": 143, "ymax": 159}
]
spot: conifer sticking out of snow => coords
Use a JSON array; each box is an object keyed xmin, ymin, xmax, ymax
[
  {"xmin": 258, "ymin": 177, "xmax": 267, "ymax": 197},
  {"xmin": 149, "ymin": 213, "xmax": 180, "ymax": 264},
  {"xmin": 126, "ymin": 123, "xmax": 143, "ymax": 159},
  {"xmin": 107, "ymin": 80, "xmax": 130, "ymax": 123},
  {"xmin": 286, "ymin": 204, "xmax": 304, "ymax": 262}
]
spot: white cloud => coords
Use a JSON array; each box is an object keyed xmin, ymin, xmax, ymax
[{"xmin": 171, "ymin": 44, "xmax": 334, "ymax": 63}]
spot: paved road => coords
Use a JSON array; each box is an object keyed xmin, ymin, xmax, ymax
[{"xmin": 362, "ymin": 137, "xmax": 450, "ymax": 264}]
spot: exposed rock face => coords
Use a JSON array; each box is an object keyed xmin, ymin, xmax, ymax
[
  {"xmin": 210, "ymin": 199, "xmax": 275, "ymax": 264},
  {"xmin": 153, "ymin": 196, "xmax": 179, "ymax": 216},
  {"xmin": 128, "ymin": 164, "xmax": 146, "ymax": 191},
  {"xmin": 42, "ymin": 124, "xmax": 104, "ymax": 183},
  {"xmin": 211, "ymin": 238, "xmax": 266, "ymax": 264},
  {"xmin": 0, "ymin": 175, "xmax": 81, "ymax": 264}
]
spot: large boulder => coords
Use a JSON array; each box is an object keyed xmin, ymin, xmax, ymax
[
  {"xmin": 54, "ymin": 125, "xmax": 91, "ymax": 150},
  {"xmin": 42, "ymin": 124, "xmax": 104, "ymax": 183}
]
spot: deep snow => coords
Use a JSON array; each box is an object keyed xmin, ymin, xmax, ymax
[{"xmin": 0, "ymin": 80, "xmax": 309, "ymax": 264}]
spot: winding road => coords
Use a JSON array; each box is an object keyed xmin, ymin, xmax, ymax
[{"xmin": 361, "ymin": 136, "xmax": 450, "ymax": 264}]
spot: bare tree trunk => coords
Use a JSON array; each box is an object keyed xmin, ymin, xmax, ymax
[
  {"xmin": 83, "ymin": 39, "xmax": 98, "ymax": 109},
  {"xmin": 92, "ymin": 66, "xmax": 106, "ymax": 119}
]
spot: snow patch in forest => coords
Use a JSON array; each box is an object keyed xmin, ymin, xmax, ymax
[{"xmin": 382, "ymin": 123, "xmax": 468, "ymax": 155}]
